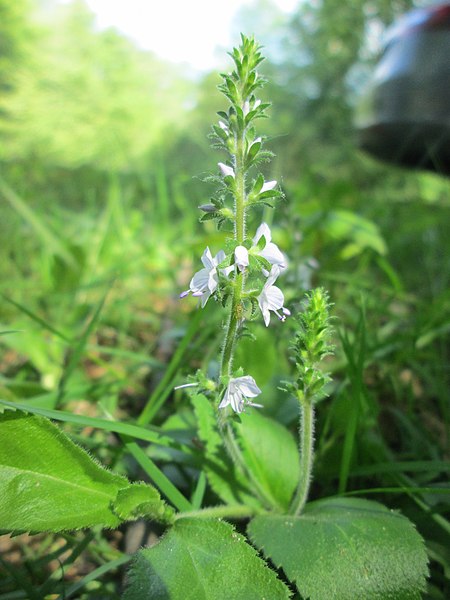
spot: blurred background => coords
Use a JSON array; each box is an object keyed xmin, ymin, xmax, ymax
[{"xmin": 0, "ymin": 0, "xmax": 449, "ymax": 597}]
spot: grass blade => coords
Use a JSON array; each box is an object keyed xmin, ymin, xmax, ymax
[
  {"xmin": 2, "ymin": 295, "xmax": 71, "ymax": 342},
  {"xmin": 57, "ymin": 554, "xmax": 131, "ymax": 600},
  {"xmin": 0, "ymin": 176, "xmax": 76, "ymax": 266},
  {"xmin": 124, "ymin": 439, "xmax": 192, "ymax": 512},
  {"xmin": 0, "ymin": 399, "xmax": 189, "ymax": 451}
]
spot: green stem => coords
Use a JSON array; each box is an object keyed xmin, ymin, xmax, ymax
[
  {"xmin": 219, "ymin": 104, "xmax": 247, "ymax": 379},
  {"xmin": 174, "ymin": 503, "xmax": 257, "ymax": 521},
  {"xmin": 220, "ymin": 276, "xmax": 241, "ymax": 377},
  {"xmin": 290, "ymin": 392, "xmax": 315, "ymax": 515},
  {"xmin": 222, "ymin": 420, "xmax": 278, "ymax": 510},
  {"xmin": 234, "ymin": 132, "xmax": 246, "ymax": 244}
]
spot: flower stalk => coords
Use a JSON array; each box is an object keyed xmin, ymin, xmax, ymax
[
  {"xmin": 290, "ymin": 394, "xmax": 315, "ymax": 515},
  {"xmin": 288, "ymin": 288, "xmax": 334, "ymax": 516},
  {"xmin": 182, "ymin": 37, "xmax": 286, "ymax": 405}
]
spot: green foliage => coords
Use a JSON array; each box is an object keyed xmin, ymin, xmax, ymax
[
  {"xmin": 234, "ymin": 411, "xmax": 300, "ymax": 511},
  {"xmin": 0, "ymin": 0, "xmax": 192, "ymax": 170},
  {"xmin": 322, "ymin": 209, "xmax": 388, "ymax": 259},
  {"xmin": 191, "ymin": 393, "xmax": 260, "ymax": 508},
  {"xmin": 248, "ymin": 497, "xmax": 429, "ymax": 600},
  {"xmin": 0, "ymin": 3, "xmax": 448, "ymax": 598},
  {"xmin": 124, "ymin": 518, "xmax": 291, "ymax": 600},
  {"xmin": 0, "ymin": 0, "xmax": 32, "ymax": 94},
  {"xmin": 0, "ymin": 410, "xmax": 173, "ymax": 533}
]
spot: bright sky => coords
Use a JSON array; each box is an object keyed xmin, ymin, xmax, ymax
[{"xmin": 77, "ymin": 0, "xmax": 298, "ymax": 71}]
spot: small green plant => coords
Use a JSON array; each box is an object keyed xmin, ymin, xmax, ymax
[{"xmin": 0, "ymin": 36, "xmax": 429, "ymax": 599}]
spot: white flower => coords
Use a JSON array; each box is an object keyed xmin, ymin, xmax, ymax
[
  {"xmin": 253, "ymin": 223, "xmax": 286, "ymax": 269},
  {"xmin": 229, "ymin": 223, "xmax": 287, "ymax": 274},
  {"xmin": 218, "ymin": 162, "xmax": 235, "ymax": 178},
  {"xmin": 234, "ymin": 245, "xmax": 249, "ymax": 271},
  {"xmin": 219, "ymin": 376, "xmax": 262, "ymax": 413},
  {"xmin": 180, "ymin": 247, "xmax": 231, "ymax": 307},
  {"xmin": 258, "ymin": 265, "xmax": 291, "ymax": 326},
  {"xmin": 244, "ymin": 98, "xmax": 261, "ymax": 116},
  {"xmin": 260, "ymin": 180, "xmax": 277, "ymax": 193}
]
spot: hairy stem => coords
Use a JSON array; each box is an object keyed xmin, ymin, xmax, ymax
[
  {"xmin": 174, "ymin": 503, "xmax": 257, "ymax": 521},
  {"xmin": 219, "ymin": 105, "xmax": 247, "ymax": 379},
  {"xmin": 290, "ymin": 392, "xmax": 315, "ymax": 515},
  {"xmin": 220, "ymin": 274, "xmax": 241, "ymax": 377}
]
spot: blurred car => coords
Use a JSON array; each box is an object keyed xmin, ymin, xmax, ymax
[{"xmin": 356, "ymin": 3, "xmax": 450, "ymax": 174}]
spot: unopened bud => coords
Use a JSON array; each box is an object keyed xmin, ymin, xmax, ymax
[{"xmin": 198, "ymin": 203, "xmax": 216, "ymax": 213}]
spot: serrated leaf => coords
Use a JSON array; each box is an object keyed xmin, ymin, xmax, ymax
[
  {"xmin": 234, "ymin": 411, "xmax": 299, "ymax": 511},
  {"xmin": 113, "ymin": 483, "xmax": 174, "ymax": 522},
  {"xmin": 259, "ymin": 189, "xmax": 283, "ymax": 200},
  {"xmin": 124, "ymin": 518, "xmax": 291, "ymax": 600},
  {"xmin": 246, "ymin": 141, "xmax": 261, "ymax": 168},
  {"xmin": 191, "ymin": 394, "xmax": 261, "ymax": 509},
  {"xmin": 248, "ymin": 497, "xmax": 429, "ymax": 600},
  {"xmin": 0, "ymin": 410, "xmax": 171, "ymax": 533},
  {"xmin": 200, "ymin": 212, "xmax": 220, "ymax": 222}
]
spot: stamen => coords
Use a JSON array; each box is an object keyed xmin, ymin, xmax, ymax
[{"xmin": 174, "ymin": 382, "xmax": 199, "ymax": 390}]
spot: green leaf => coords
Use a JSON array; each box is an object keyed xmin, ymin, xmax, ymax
[
  {"xmin": 124, "ymin": 518, "xmax": 291, "ymax": 600},
  {"xmin": 113, "ymin": 483, "xmax": 173, "ymax": 521},
  {"xmin": 234, "ymin": 411, "xmax": 299, "ymax": 511},
  {"xmin": 248, "ymin": 497, "xmax": 429, "ymax": 600},
  {"xmin": 246, "ymin": 140, "xmax": 261, "ymax": 167},
  {"xmin": 0, "ymin": 410, "xmax": 173, "ymax": 533},
  {"xmin": 191, "ymin": 394, "xmax": 261, "ymax": 509},
  {"xmin": 322, "ymin": 209, "xmax": 387, "ymax": 257},
  {"xmin": 234, "ymin": 324, "xmax": 278, "ymax": 385}
]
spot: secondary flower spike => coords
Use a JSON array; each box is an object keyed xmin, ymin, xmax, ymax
[
  {"xmin": 219, "ymin": 376, "xmax": 263, "ymax": 413},
  {"xmin": 180, "ymin": 247, "xmax": 232, "ymax": 307},
  {"xmin": 258, "ymin": 265, "xmax": 291, "ymax": 326}
]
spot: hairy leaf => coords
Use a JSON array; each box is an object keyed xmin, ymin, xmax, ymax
[
  {"xmin": 248, "ymin": 497, "xmax": 428, "ymax": 600},
  {"xmin": 191, "ymin": 394, "xmax": 260, "ymax": 509},
  {"xmin": 0, "ymin": 410, "xmax": 172, "ymax": 533},
  {"xmin": 234, "ymin": 411, "xmax": 299, "ymax": 511},
  {"xmin": 124, "ymin": 518, "xmax": 290, "ymax": 600}
]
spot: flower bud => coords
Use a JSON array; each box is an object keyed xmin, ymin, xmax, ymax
[{"xmin": 198, "ymin": 203, "xmax": 216, "ymax": 213}]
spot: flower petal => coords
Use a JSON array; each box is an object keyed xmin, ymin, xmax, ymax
[
  {"xmin": 218, "ymin": 162, "xmax": 235, "ymax": 178},
  {"xmin": 207, "ymin": 269, "xmax": 219, "ymax": 294},
  {"xmin": 253, "ymin": 222, "xmax": 272, "ymax": 246},
  {"xmin": 265, "ymin": 264, "xmax": 282, "ymax": 287},
  {"xmin": 260, "ymin": 242, "xmax": 285, "ymax": 267},
  {"xmin": 219, "ymin": 376, "xmax": 262, "ymax": 413},
  {"xmin": 201, "ymin": 247, "xmax": 215, "ymax": 270},
  {"xmin": 190, "ymin": 268, "xmax": 209, "ymax": 293},
  {"xmin": 200, "ymin": 290, "xmax": 212, "ymax": 308},
  {"xmin": 213, "ymin": 249, "xmax": 226, "ymax": 266},
  {"xmin": 235, "ymin": 245, "xmax": 249, "ymax": 270},
  {"xmin": 265, "ymin": 285, "xmax": 285, "ymax": 311},
  {"xmin": 234, "ymin": 376, "xmax": 261, "ymax": 397},
  {"xmin": 261, "ymin": 180, "xmax": 277, "ymax": 193}
]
